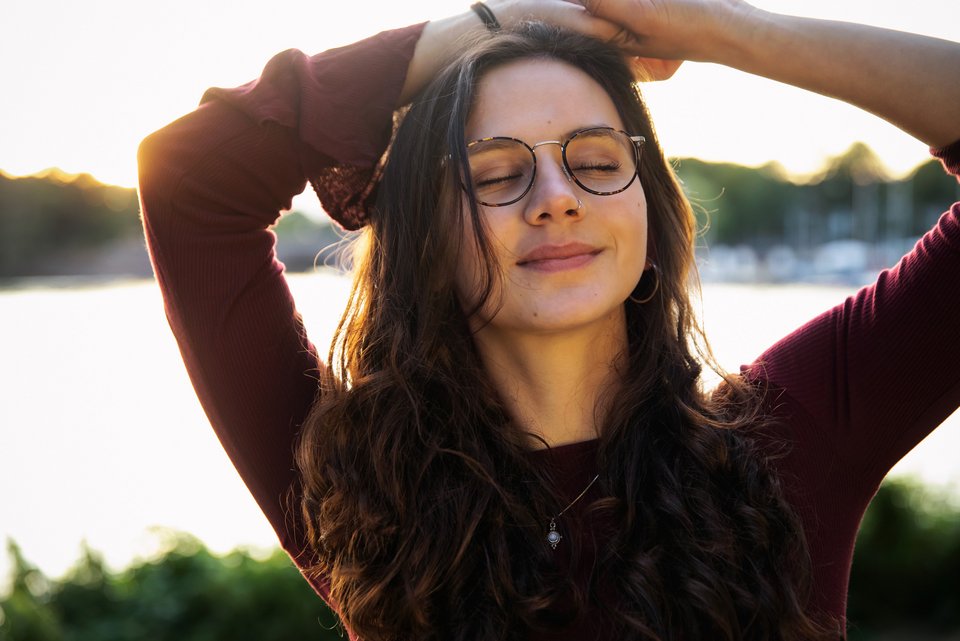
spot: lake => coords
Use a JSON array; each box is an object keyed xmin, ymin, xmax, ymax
[{"xmin": 2, "ymin": 273, "xmax": 958, "ymax": 587}]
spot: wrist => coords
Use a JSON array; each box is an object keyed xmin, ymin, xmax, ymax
[
  {"xmin": 401, "ymin": 8, "xmax": 492, "ymax": 104},
  {"xmin": 702, "ymin": 3, "xmax": 775, "ymax": 67}
]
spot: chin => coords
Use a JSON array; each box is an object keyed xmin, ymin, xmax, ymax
[{"xmin": 498, "ymin": 295, "xmax": 627, "ymax": 335}]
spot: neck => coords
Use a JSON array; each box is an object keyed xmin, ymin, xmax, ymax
[{"xmin": 472, "ymin": 307, "xmax": 628, "ymax": 450}]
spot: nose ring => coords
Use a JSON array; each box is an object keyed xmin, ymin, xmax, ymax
[{"xmin": 564, "ymin": 199, "xmax": 583, "ymax": 217}]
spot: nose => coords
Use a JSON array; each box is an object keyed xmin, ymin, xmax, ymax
[{"xmin": 522, "ymin": 147, "xmax": 583, "ymax": 225}]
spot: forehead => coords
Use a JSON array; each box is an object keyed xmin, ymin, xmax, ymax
[{"xmin": 466, "ymin": 58, "xmax": 626, "ymax": 142}]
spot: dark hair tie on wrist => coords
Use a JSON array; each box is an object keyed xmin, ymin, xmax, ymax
[{"xmin": 470, "ymin": 1, "xmax": 501, "ymax": 32}]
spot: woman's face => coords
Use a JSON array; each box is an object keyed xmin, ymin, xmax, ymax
[{"xmin": 455, "ymin": 58, "xmax": 648, "ymax": 338}]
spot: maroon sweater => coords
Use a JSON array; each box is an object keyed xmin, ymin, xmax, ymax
[{"xmin": 137, "ymin": 22, "xmax": 960, "ymax": 640}]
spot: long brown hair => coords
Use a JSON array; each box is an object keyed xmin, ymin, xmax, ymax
[{"xmin": 297, "ymin": 22, "xmax": 838, "ymax": 641}]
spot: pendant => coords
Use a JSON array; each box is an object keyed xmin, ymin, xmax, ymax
[{"xmin": 546, "ymin": 518, "xmax": 562, "ymax": 549}]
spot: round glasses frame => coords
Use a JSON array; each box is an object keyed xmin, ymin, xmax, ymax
[{"xmin": 464, "ymin": 126, "xmax": 646, "ymax": 207}]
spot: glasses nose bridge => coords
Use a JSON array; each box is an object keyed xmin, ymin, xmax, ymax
[{"xmin": 529, "ymin": 139, "xmax": 573, "ymax": 183}]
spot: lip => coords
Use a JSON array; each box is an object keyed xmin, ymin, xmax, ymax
[{"xmin": 516, "ymin": 242, "xmax": 602, "ymax": 272}]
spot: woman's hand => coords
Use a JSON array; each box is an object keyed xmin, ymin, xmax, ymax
[
  {"xmin": 490, "ymin": 0, "xmax": 685, "ymax": 79},
  {"xmin": 577, "ymin": 0, "xmax": 960, "ymax": 147},
  {"xmin": 402, "ymin": 0, "xmax": 685, "ymax": 102},
  {"xmin": 487, "ymin": 0, "xmax": 648, "ymax": 51},
  {"xmin": 573, "ymin": 0, "xmax": 755, "ymax": 62}
]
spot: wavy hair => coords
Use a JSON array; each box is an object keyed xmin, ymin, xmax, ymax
[{"xmin": 297, "ymin": 22, "xmax": 838, "ymax": 641}]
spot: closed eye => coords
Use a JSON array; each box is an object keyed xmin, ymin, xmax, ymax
[
  {"xmin": 574, "ymin": 161, "xmax": 621, "ymax": 173},
  {"xmin": 476, "ymin": 173, "xmax": 524, "ymax": 187}
]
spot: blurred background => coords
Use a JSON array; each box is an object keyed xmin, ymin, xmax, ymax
[{"xmin": 2, "ymin": 1, "xmax": 959, "ymax": 639}]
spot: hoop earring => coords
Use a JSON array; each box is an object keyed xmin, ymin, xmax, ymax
[{"xmin": 629, "ymin": 263, "xmax": 660, "ymax": 304}]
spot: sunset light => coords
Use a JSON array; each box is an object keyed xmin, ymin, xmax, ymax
[{"xmin": 2, "ymin": 0, "xmax": 958, "ymax": 193}]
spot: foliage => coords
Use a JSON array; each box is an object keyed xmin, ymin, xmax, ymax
[
  {"xmin": 673, "ymin": 145, "xmax": 958, "ymax": 248},
  {"xmin": 0, "ymin": 170, "xmax": 141, "ymax": 278},
  {"xmin": 0, "ymin": 170, "xmax": 348, "ymax": 279},
  {"xmin": 2, "ymin": 146, "xmax": 957, "ymax": 278},
  {"xmin": 673, "ymin": 157, "xmax": 798, "ymax": 246},
  {"xmin": 2, "ymin": 479, "xmax": 959, "ymax": 639},
  {"xmin": 0, "ymin": 534, "xmax": 341, "ymax": 641},
  {"xmin": 846, "ymin": 480, "xmax": 960, "ymax": 639}
]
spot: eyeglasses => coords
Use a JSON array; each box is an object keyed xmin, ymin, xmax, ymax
[{"xmin": 464, "ymin": 127, "xmax": 645, "ymax": 207}]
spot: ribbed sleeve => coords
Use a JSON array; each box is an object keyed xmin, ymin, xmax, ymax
[
  {"xmin": 932, "ymin": 138, "xmax": 960, "ymax": 178},
  {"xmin": 136, "ymin": 23, "xmax": 425, "ymax": 606},
  {"xmin": 198, "ymin": 24, "xmax": 425, "ymax": 230},
  {"xmin": 738, "ymin": 140, "xmax": 960, "ymax": 622}
]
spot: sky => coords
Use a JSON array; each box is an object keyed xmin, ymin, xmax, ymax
[{"xmin": 2, "ymin": 0, "xmax": 958, "ymax": 206}]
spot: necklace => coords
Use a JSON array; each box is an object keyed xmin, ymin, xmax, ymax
[{"xmin": 546, "ymin": 473, "xmax": 600, "ymax": 550}]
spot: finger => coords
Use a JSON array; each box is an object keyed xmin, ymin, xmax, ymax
[
  {"xmin": 629, "ymin": 57, "xmax": 683, "ymax": 82},
  {"xmin": 548, "ymin": 3, "xmax": 646, "ymax": 55},
  {"xmin": 574, "ymin": 0, "xmax": 605, "ymax": 17}
]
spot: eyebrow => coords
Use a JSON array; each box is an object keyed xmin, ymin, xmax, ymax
[
  {"xmin": 466, "ymin": 124, "xmax": 619, "ymax": 146},
  {"xmin": 562, "ymin": 124, "xmax": 616, "ymax": 138},
  {"xmin": 467, "ymin": 138, "xmax": 524, "ymax": 151}
]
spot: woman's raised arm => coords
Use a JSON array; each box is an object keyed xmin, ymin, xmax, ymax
[
  {"xmin": 580, "ymin": 0, "xmax": 960, "ymax": 147},
  {"xmin": 136, "ymin": 24, "xmax": 427, "ymax": 564}
]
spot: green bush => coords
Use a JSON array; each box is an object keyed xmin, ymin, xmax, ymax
[
  {"xmin": 3, "ymin": 479, "xmax": 959, "ymax": 639},
  {"xmin": 0, "ymin": 534, "xmax": 341, "ymax": 641},
  {"xmin": 847, "ymin": 479, "xmax": 960, "ymax": 639}
]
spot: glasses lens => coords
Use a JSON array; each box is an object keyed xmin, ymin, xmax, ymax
[
  {"xmin": 566, "ymin": 129, "xmax": 638, "ymax": 194},
  {"xmin": 466, "ymin": 138, "xmax": 534, "ymax": 206}
]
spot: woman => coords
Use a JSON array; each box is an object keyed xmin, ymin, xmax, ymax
[{"xmin": 137, "ymin": 0, "xmax": 960, "ymax": 639}]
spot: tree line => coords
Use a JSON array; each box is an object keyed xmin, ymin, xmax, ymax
[
  {"xmin": 676, "ymin": 143, "xmax": 958, "ymax": 250},
  {"xmin": 0, "ymin": 170, "xmax": 341, "ymax": 280},
  {"xmin": 2, "ymin": 478, "xmax": 959, "ymax": 640},
  {"xmin": 1, "ymin": 146, "xmax": 957, "ymax": 280}
]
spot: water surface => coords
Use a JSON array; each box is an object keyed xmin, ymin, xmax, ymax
[{"xmin": 2, "ymin": 274, "xmax": 957, "ymax": 585}]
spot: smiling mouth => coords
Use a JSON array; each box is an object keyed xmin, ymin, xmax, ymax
[
  {"xmin": 517, "ymin": 242, "xmax": 601, "ymax": 263},
  {"xmin": 517, "ymin": 249, "xmax": 602, "ymax": 273}
]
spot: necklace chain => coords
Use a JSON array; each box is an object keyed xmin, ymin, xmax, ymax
[{"xmin": 546, "ymin": 473, "xmax": 600, "ymax": 550}]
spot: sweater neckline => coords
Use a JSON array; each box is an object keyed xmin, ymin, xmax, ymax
[
  {"xmin": 524, "ymin": 437, "xmax": 599, "ymax": 456},
  {"xmin": 522, "ymin": 438, "xmax": 599, "ymax": 473},
  {"xmin": 523, "ymin": 438, "xmax": 601, "ymax": 507}
]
